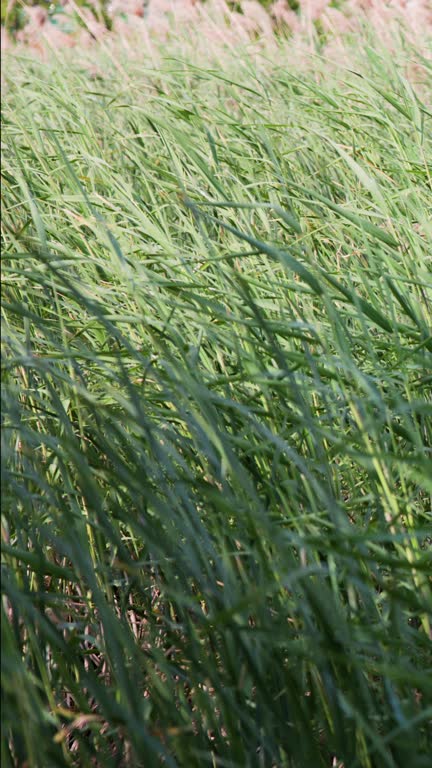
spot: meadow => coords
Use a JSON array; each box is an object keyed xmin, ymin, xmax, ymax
[{"xmin": 1, "ymin": 11, "xmax": 432, "ymax": 767}]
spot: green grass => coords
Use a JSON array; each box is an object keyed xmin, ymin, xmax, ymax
[{"xmin": 1, "ymin": 30, "xmax": 432, "ymax": 768}]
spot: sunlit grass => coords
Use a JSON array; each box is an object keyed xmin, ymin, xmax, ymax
[{"xmin": 1, "ymin": 30, "xmax": 432, "ymax": 768}]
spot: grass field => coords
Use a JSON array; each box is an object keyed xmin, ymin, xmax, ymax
[{"xmin": 2, "ymin": 22, "xmax": 432, "ymax": 768}]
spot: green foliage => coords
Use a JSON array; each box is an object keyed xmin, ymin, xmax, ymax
[
  {"xmin": 1, "ymin": 0, "xmax": 26, "ymax": 31},
  {"xmin": 247, "ymin": 0, "xmax": 299, "ymax": 8},
  {"xmin": 228, "ymin": 0, "xmax": 299, "ymax": 10},
  {"xmin": 2, "ymin": 29, "xmax": 432, "ymax": 768}
]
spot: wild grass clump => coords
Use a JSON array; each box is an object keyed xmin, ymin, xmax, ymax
[{"xmin": 1, "ymin": 29, "xmax": 432, "ymax": 768}]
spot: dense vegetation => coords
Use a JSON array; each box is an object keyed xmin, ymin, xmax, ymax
[
  {"xmin": 1, "ymin": 0, "xmax": 314, "ymax": 35},
  {"xmin": 2, "ymin": 23, "xmax": 432, "ymax": 768}
]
